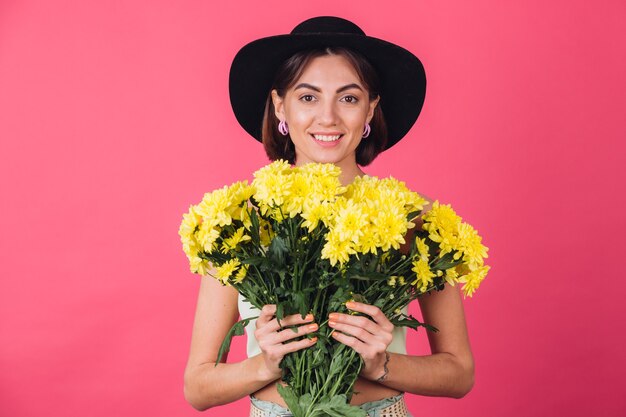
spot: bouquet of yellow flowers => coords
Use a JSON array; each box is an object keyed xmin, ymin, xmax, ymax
[{"xmin": 179, "ymin": 160, "xmax": 490, "ymax": 417}]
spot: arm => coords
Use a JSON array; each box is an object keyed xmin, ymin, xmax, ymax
[
  {"xmin": 329, "ymin": 284, "xmax": 474, "ymax": 399},
  {"xmin": 381, "ymin": 283, "xmax": 475, "ymax": 398},
  {"xmin": 183, "ymin": 276, "xmax": 277, "ymax": 410},
  {"xmin": 183, "ymin": 275, "xmax": 319, "ymax": 410}
]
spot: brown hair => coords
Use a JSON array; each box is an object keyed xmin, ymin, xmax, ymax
[{"xmin": 261, "ymin": 47, "xmax": 388, "ymax": 166}]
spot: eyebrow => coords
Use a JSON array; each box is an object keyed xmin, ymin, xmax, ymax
[{"xmin": 293, "ymin": 83, "xmax": 363, "ymax": 93}]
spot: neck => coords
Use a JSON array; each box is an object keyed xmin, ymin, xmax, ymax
[{"xmin": 337, "ymin": 163, "xmax": 366, "ymax": 186}]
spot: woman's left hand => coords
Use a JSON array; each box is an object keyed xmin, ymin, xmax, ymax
[{"xmin": 328, "ymin": 301, "xmax": 394, "ymax": 382}]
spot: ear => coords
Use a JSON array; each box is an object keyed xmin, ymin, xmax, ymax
[
  {"xmin": 271, "ymin": 89, "xmax": 285, "ymax": 120},
  {"xmin": 366, "ymin": 95, "xmax": 381, "ymax": 123}
]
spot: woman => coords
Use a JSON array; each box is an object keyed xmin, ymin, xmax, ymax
[{"xmin": 184, "ymin": 16, "xmax": 475, "ymax": 417}]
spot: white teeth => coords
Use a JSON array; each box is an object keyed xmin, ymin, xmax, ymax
[{"xmin": 313, "ymin": 134, "xmax": 342, "ymax": 142}]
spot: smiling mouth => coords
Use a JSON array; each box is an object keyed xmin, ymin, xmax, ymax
[{"xmin": 311, "ymin": 134, "xmax": 343, "ymax": 142}]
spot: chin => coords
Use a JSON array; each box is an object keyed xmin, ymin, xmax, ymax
[{"xmin": 296, "ymin": 147, "xmax": 357, "ymax": 166}]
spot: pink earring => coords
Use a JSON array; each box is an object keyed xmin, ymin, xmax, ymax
[
  {"xmin": 362, "ymin": 123, "xmax": 371, "ymax": 138},
  {"xmin": 278, "ymin": 120, "xmax": 289, "ymax": 136}
]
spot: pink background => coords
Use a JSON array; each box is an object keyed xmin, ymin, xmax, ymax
[{"xmin": 1, "ymin": 1, "xmax": 624, "ymax": 416}]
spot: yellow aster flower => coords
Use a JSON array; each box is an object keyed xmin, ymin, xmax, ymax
[
  {"xmin": 345, "ymin": 175, "xmax": 380, "ymax": 203},
  {"xmin": 422, "ymin": 201, "xmax": 463, "ymax": 258},
  {"xmin": 215, "ymin": 259, "xmax": 241, "ymax": 285},
  {"xmin": 226, "ymin": 181, "xmax": 254, "ymax": 222},
  {"xmin": 196, "ymin": 186, "xmax": 234, "ymax": 227},
  {"xmin": 189, "ymin": 255, "xmax": 210, "ymax": 276},
  {"xmin": 371, "ymin": 207, "xmax": 407, "ymax": 251},
  {"xmin": 312, "ymin": 175, "xmax": 345, "ymax": 202},
  {"xmin": 444, "ymin": 267, "xmax": 459, "ymax": 286},
  {"xmin": 381, "ymin": 177, "xmax": 427, "ymax": 215},
  {"xmin": 259, "ymin": 218, "xmax": 274, "ymax": 247},
  {"xmin": 411, "ymin": 258, "xmax": 436, "ymax": 293},
  {"xmin": 251, "ymin": 160, "xmax": 294, "ymax": 219},
  {"xmin": 221, "ymin": 227, "xmax": 251, "ymax": 253},
  {"xmin": 284, "ymin": 171, "xmax": 311, "ymax": 217},
  {"xmin": 458, "ymin": 265, "xmax": 490, "ymax": 297},
  {"xmin": 253, "ymin": 173, "xmax": 291, "ymax": 213},
  {"xmin": 233, "ymin": 264, "xmax": 249, "ymax": 284},
  {"xmin": 321, "ymin": 230, "xmax": 355, "ymax": 266},
  {"xmin": 253, "ymin": 159, "xmax": 292, "ymax": 178},
  {"xmin": 415, "ymin": 237, "xmax": 430, "ymax": 262},
  {"xmin": 455, "ymin": 222, "xmax": 490, "ymax": 269},
  {"xmin": 181, "ymin": 241, "xmax": 196, "ymax": 259},
  {"xmin": 196, "ymin": 220, "xmax": 220, "ymax": 253},
  {"xmin": 178, "ymin": 205, "xmax": 201, "ymax": 246},
  {"xmin": 356, "ymin": 225, "xmax": 379, "ymax": 255},
  {"xmin": 421, "ymin": 201, "xmax": 490, "ymax": 291},
  {"xmin": 405, "ymin": 192, "xmax": 428, "ymax": 216},
  {"xmin": 298, "ymin": 161, "xmax": 342, "ymax": 178},
  {"xmin": 301, "ymin": 201, "xmax": 333, "ymax": 232},
  {"xmin": 228, "ymin": 181, "xmax": 254, "ymax": 204},
  {"xmin": 333, "ymin": 200, "xmax": 368, "ymax": 244}
]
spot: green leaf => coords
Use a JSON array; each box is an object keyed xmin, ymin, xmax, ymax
[
  {"xmin": 215, "ymin": 316, "xmax": 258, "ymax": 366},
  {"xmin": 298, "ymin": 393, "xmax": 313, "ymax": 412},
  {"xmin": 432, "ymin": 251, "xmax": 463, "ymax": 270},
  {"xmin": 276, "ymin": 303, "xmax": 285, "ymax": 322},
  {"xmin": 348, "ymin": 271, "xmax": 389, "ymax": 281},
  {"xmin": 407, "ymin": 209, "xmax": 422, "ymax": 222},
  {"xmin": 292, "ymin": 291, "xmax": 310, "ymax": 318},
  {"xmin": 391, "ymin": 314, "xmax": 439, "ymax": 333},
  {"xmin": 312, "ymin": 394, "xmax": 367, "ymax": 417},
  {"xmin": 268, "ymin": 235, "xmax": 289, "ymax": 265},
  {"xmin": 241, "ymin": 256, "xmax": 268, "ymax": 267},
  {"xmin": 277, "ymin": 384, "xmax": 303, "ymax": 416}
]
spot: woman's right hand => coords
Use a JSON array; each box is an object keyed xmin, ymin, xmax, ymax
[{"xmin": 254, "ymin": 304, "xmax": 318, "ymax": 380}]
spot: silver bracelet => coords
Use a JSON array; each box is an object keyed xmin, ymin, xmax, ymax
[{"xmin": 376, "ymin": 352, "xmax": 391, "ymax": 382}]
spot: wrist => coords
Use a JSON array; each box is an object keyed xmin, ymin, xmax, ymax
[
  {"xmin": 374, "ymin": 351, "xmax": 391, "ymax": 383},
  {"xmin": 253, "ymin": 354, "xmax": 281, "ymax": 383}
]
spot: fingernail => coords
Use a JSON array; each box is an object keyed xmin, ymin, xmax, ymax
[
  {"xmin": 328, "ymin": 313, "xmax": 339, "ymax": 320},
  {"xmin": 310, "ymin": 337, "xmax": 318, "ymax": 343},
  {"xmin": 305, "ymin": 314, "xmax": 314, "ymax": 321},
  {"xmin": 328, "ymin": 320, "xmax": 337, "ymax": 327},
  {"xmin": 308, "ymin": 323, "xmax": 318, "ymax": 331},
  {"xmin": 345, "ymin": 302, "xmax": 356, "ymax": 309}
]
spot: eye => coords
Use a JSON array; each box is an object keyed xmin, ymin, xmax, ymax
[
  {"xmin": 299, "ymin": 94, "xmax": 316, "ymax": 102},
  {"xmin": 341, "ymin": 95, "xmax": 359, "ymax": 104}
]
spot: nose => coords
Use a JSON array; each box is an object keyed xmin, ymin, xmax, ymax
[{"xmin": 317, "ymin": 100, "xmax": 339, "ymax": 126}]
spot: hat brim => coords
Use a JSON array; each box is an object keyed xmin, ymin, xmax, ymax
[{"xmin": 229, "ymin": 33, "xmax": 426, "ymax": 150}]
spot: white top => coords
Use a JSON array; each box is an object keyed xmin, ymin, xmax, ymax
[{"xmin": 237, "ymin": 293, "xmax": 408, "ymax": 358}]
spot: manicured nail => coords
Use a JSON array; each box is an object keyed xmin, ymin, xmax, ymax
[
  {"xmin": 328, "ymin": 313, "xmax": 339, "ymax": 320},
  {"xmin": 345, "ymin": 302, "xmax": 356, "ymax": 309},
  {"xmin": 310, "ymin": 337, "xmax": 318, "ymax": 343},
  {"xmin": 328, "ymin": 320, "xmax": 337, "ymax": 327},
  {"xmin": 305, "ymin": 314, "xmax": 314, "ymax": 321},
  {"xmin": 308, "ymin": 323, "xmax": 318, "ymax": 331}
]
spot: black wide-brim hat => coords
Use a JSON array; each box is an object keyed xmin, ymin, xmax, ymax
[{"xmin": 229, "ymin": 16, "xmax": 426, "ymax": 150}]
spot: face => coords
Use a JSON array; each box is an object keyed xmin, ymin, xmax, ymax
[{"xmin": 271, "ymin": 55, "xmax": 380, "ymax": 170}]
